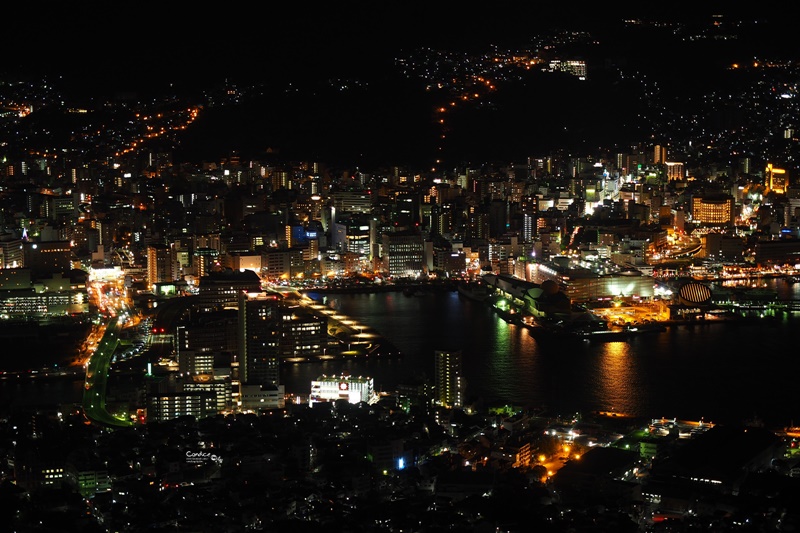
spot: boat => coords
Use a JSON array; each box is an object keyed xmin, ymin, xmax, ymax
[
  {"xmin": 625, "ymin": 323, "xmax": 666, "ymax": 334},
  {"xmin": 457, "ymin": 282, "xmax": 490, "ymax": 302},
  {"xmin": 578, "ymin": 329, "xmax": 630, "ymax": 342}
]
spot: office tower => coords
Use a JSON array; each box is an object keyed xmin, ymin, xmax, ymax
[
  {"xmin": 381, "ymin": 230, "xmax": 424, "ymax": 278},
  {"xmin": 238, "ymin": 291, "xmax": 281, "ymax": 388},
  {"xmin": 146, "ymin": 391, "xmax": 217, "ymax": 422},
  {"xmin": 466, "ymin": 206, "xmax": 490, "ymax": 242},
  {"xmin": 197, "ymin": 269, "xmax": 261, "ymax": 312},
  {"xmin": 146, "ymin": 243, "xmax": 170, "ymax": 290},
  {"xmin": 766, "ymin": 163, "xmax": 788, "ymax": 194},
  {"xmin": 193, "ymin": 247, "xmax": 220, "ymax": 278},
  {"xmin": 434, "ymin": 350, "xmax": 464, "ymax": 409},
  {"xmin": 278, "ymin": 306, "xmax": 327, "ymax": 361},
  {"xmin": 665, "ymin": 162, "xmax": 684, "ymax": 181},
  {"xmin": 654, "ymin": 144, "xmax": 667, "ymax": 164},
  {"xmin": 177, "ymin": 349, "xmax": 215, "ymax": 375}
]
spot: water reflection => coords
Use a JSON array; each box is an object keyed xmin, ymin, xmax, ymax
[{"xmin": 593, "ymin": 340, "xmax": 637, "ymax": 415}]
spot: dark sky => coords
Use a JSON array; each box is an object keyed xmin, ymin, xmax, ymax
[
  {"xmin": 4, "ymin": 3, "xmax": 797, "ymax": 167},
  {"xmin": 6, "ymin": 3, "xmax": 790, "ymax": 95}
]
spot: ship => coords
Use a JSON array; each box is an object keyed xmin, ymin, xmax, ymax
[
  {"xmin": 457, "ymin": 281, "xmax": 490, "ymax": 302},
  {"xmin": 576, "ymin": 322, "xmax": 667, "ymax": 342}
]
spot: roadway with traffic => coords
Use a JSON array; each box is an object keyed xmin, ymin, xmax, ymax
[{"xmin": 82, "ymin": 316, "xmax": 134, "ymax": 428}]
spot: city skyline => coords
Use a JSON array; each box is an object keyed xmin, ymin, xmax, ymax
[{"xmin": 3, "ymin": 7, "xmax": 800, "ymax": 531}]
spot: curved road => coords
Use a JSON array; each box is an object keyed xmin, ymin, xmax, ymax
[{"xmin": 82, "ymin": 317, "xmax": 134, "ymax": 428}]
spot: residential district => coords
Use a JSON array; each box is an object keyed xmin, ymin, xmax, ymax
[{"xmin": 3, "ymin": 11, "xmax": 800, "ymax": 533}]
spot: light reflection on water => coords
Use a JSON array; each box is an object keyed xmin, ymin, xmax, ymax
[
  {"xmin": 287, "ymin": 289, "xmax": 800, "ymax": 426},
  {"xmin": 5, "ymin": 281, "xmax": 800, "ymax": 426}
]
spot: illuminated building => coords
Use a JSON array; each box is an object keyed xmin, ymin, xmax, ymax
[
  {"xmin": 0, "ymin": 290, "xmax": 88, "ymax": 316},
  {"xmin": 381, "ymin": 230, "xmax": 424, "ymax": 278},
  {"xmin": 177, "ymin": 349, "xmax": 216, "ymax": 375},
  {"xmin": 310, "ymin": 374, "xmax": 377, "ymax": 404},
  {"xmin": 222, "ymin": 252, "xmax": 261, "ymax": 273},
  {"xmin": 169, "ymin": 237, "xmax": 193, "ymax": 280},
  {"xmin": 193, "ymin": 247, "xmax": 219, "ymax": 278},
  {"xmin": 527, "ymin": 263, "xmax": 655, "ymax": 302},
  {"xmin": 182, "ymin": 374, "xmax": 232, "ymax": 413},
  {"xmin": 261, "ymin": 248, "xmax": 304, "ymax": 281},
  {"xmin": 330, "ymin": 190, "xmax": 374, "ymax": 214},
  {"xmin": 197, "ymin": 269, "xmax": 261, "ymax": 312},
  {"xmin": 390, "ymin": 190, "xmax": 421, "ymax": 228},
  {"xmin": 0, "ymin": 269, "xmax": 88, "ymax": 315},
  {"xmin": 548, "ymin": 60, "xmax": 587, "ymax": 79},
  {"xmin": 146, "ymin": 243, "xmax": 170, "ymax": 290},
  {"xmin": 434, "ymin": 350, "xmax": 463, "ymax": 409},
  {"xmin": 434, "ymin": 249, "xmax": 467, "ymax": 277},
  {"xmin": 14, "ymin": 448, "xmax": 65, "ymax": 491},
  {"xmin": 766, "ymin": 163, "xmax": 788, "ymax": 194},
  {"xmin": 331, "ymin": 214, "xmax": 371, "ymax": 257},
  {"xmin": 691, "ymin": 194, "xmax": 734, "ymax": 227},
  {"xmin": 467, "ymin": 208, "xmax": 490, "ymax": 241},
  {"xmin": 482, "ymin": 272, "xmax": 571, "ymax": 316},
  {"xmin": 0, "ymin": 233, "xmax": 23, "ymax": 268},
  {"xmin": 238, "ymin": 291, "xmax": 281, "ymax": 388},
  {"xmin": 701, "ymin": 233, "xmax": 745, "ymax": 261},
  {"xmin": 278, "ymin": 304, "xmax": 327, "ymax": 362},
  {"xmin": 665, "ymin": 161, "xmax": 684, "ymax": 181},
  {"xmin": 146, "ymin": 391, "xmax": 216, "ymax": 422},
  {"xmin": 654, "ymin": 145, "xmax": 667, "ymax": 164},
  {"xmin": 176, "ymin": 312, "xmax": 238, "ymax": 355},
  {"xmin": 66, "ymin": 461, "xmax": 111, "ymax": 498},
  {"xmin": 239, "ymin": 383, "xmax": 285, "ymax": 410}
]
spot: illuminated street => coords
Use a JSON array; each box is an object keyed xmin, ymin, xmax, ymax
[{"xmin": 82, "ymin": 317, "xmax": 134, "ymax": 428}]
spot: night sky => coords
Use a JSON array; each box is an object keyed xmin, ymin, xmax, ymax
[
  {"xmin": 4, "ymin": 3, "xmax": 798, "ymax": 168},
  {"xmin": 6, "ymin": 3, "xmax": 793, "ymax": 95}
]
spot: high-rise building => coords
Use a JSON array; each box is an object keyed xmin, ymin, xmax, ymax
[
  {"xmin": 197, "ymin": 269, "xmax": 261, "ymax": 312},
  {"xmin": 146, "ymin": 243, "xmax": 170, "ymax": 290},
  {"xmin": 278, "ymin": 305, "xmax": 327, "ymax": 362},
  {"xmin": 146, "ymin": 391, "xmax": 217, "ymax": 422},
  {"xmin": 654, "ymin": 145, "xmax": 667, "ymax": 164},
  {"xmin": 261, "ymin": 248, "xmax": 304, "ymax": 281},
  {"xmin": 193, "ymin": 247, "xmax": 220, "ymax": 278},
  {"xmin": 434, "ymin": 350, "xmax": 464, "ymax": 408},
  {"xmin": 766, "ymin": 163, "xmax": 788, "ymax": 194},
  {"xmin": 238, "ymin": 291, "xmax": 281, "ymax": 387},
  {"xmin": 381, "ymin": 230, "xmax": 424, "ymax": 278},
  {"xmin": 665, "ymin": 162, "xmax": 684, "ymax": 181},
  {"xmin": 177, "ymin": 349, "xmax": 216, "ymax": 375}
]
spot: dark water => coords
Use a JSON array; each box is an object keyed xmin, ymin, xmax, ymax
[
  {"xmin": 4, "ymin": 279, "xmax": 800, "ymax": 428},
  {"xmin": 283, "ymin": 283, "xmax": 800, "ymax": 427}
]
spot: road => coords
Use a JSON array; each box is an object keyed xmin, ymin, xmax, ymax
[{"xmin": 82, "ymin": 317, "xmax": 134, "ymax": 428}]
